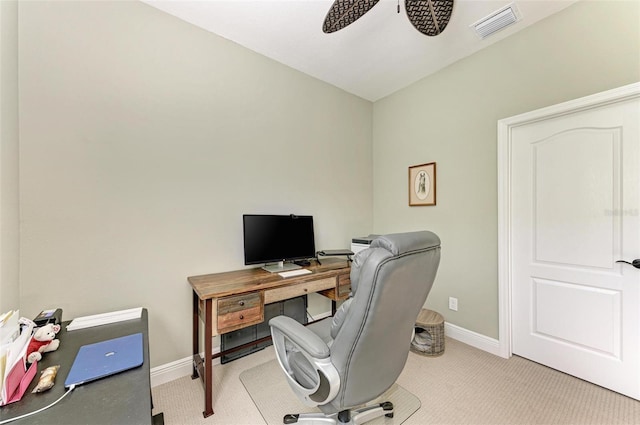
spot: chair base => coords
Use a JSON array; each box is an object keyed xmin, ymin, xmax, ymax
[{"xmin": 282, "ymin": 402, "xmax": 394, "ymax": 425}]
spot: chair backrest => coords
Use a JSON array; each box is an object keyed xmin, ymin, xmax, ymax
[{"xmin": 326, "ymin": 231, "xmax": 441, "ymax": 410}]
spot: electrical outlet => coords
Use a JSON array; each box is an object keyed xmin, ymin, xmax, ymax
[{"xmin": 449, "ymin": 297, "xmax": 458, "ymax": 311}]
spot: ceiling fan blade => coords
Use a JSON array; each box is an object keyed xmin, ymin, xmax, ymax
[
  {"xmin": 323, "ymin": 0, "xmax": 381, "ymax": 34},
  {"xmin": 405, "ymin": 0, "xmax": 454, "ymax": 36}
]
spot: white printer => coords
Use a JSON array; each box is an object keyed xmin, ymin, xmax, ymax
[{"xmin": 351, "ymin": 235, "xmax": 379, "ymax": 254}]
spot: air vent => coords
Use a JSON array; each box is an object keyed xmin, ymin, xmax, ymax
[{"xmin": 471, "ymin": 3, "xmax": 521, "ymax": 39}]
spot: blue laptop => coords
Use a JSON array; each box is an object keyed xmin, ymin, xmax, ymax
[{"xmin": 64, "ymin": 333, "xmax": 144, "ymax": 388}]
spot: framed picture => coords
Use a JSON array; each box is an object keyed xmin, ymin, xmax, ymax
[{"xmin": 409, "ymin": 162, "xmax": 436, "ymax": 206}]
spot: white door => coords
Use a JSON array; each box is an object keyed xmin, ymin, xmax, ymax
[{"xmin": 506, "ymin": 85, "xmax": 640, "ymax": 399}]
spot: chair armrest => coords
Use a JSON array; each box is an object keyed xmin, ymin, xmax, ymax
[
  {"xmin": 269, "ymin": 315, "xmax": 340, "ymax": 407},
  {"xmin": 269, "ymin": 316, "xmax": 330, "ymax": 359}
]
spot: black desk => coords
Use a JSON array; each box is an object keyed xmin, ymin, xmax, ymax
[{"xmin": 1, "ymin": 309, "xmax": 153, "ymax": 424}]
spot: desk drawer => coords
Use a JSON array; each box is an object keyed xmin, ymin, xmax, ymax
[
  {"xmin": 264, "ymin": 277, "xmax": 336, "ymax": 304},
  {"xmin": 217, "ymin": 292, "xmax": 263, "ymax": 334},
  {"xmin": 338, "ymin": 274, "xmax": 351, "ymax": 297}
]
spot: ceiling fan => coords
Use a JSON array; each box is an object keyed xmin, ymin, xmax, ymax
[{"xmin": 323, "ymin": 0, "xmax": 455, "ymax": 36}]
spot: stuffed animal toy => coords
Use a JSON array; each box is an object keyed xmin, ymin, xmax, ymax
[{"xmin": 26, "ymin": 323, "xmax": 61, "ymax": 363}]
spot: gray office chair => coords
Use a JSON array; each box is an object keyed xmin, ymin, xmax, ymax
[{"xmin": 269, "ymin": 231, "xmax": 441, "ymax": 425}]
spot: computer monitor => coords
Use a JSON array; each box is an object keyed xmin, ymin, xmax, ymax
[{"xmin": 242, "ymin": 214, "xmax": 316, "ymax": 273}]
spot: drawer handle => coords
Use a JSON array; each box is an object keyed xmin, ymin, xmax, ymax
[
  {"xmin": 239, "ymin": 314, "xmax": 244, "ymax": 320},
  {"xmin": 239, "ymin": 300, "xmax": 245, "ymax": 306}
]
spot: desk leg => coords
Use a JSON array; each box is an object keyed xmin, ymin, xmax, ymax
[
  {"xmin": 191, "ymin": 292, "xmax": 214, "ymax": 418},
  {"xmin": 192, "ymin": 291, "xmax": 199, "ymax": 380},
  {"xmin": 203, "ymin": 298, "xmax": 214, "ymax": 418}
]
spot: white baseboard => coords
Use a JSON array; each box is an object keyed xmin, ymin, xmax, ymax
[
  {"xmin": 444, "ymin": 321, "xmax": 502, "ymax": 357},
  {"xmin": 150, "ymin": 346, "xmax": 220, "ymax": 388},
  {"xmin": 308, "ymin": 311, "xmax": 332, "ymax": 321},
  {"xmin": 150, "ymin": 319, "xmax": 502, "ymax": 387}
]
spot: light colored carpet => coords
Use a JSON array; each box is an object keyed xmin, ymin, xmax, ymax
[
  {"xmin": 151, "ymin": 338, "xmax": 640, "ymax": 424},
  {"xmin": 239, "ymin": 359, "xmax": 420, "ymax": 425}
]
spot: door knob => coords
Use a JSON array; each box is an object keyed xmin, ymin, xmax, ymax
[{"xmin": 616, "ymin": 259, "xmax": 640, "ymax": 269}]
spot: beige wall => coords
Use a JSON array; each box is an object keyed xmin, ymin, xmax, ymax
[
  {"xmin": 0, "ymin": 0, "xmax": 20, "ymax": 313},
  {"xmin": 372, "ymin": 0, "xmax": 640, "ymax": 338},
  {"xmin": 9, "ymin": 0, "xmax": 640, "ymax": 369},
  {"xmin": 18, "ymin": 0, "xmax": 372, "ymax": 367}
]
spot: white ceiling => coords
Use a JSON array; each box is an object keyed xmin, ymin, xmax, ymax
[{"xmin": 142, "ymin": 0, "xmax": 579, "ymax": 101}]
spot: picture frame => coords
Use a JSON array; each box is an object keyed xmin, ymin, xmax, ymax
[{"xmin": 409, "ymin": 162, "xmax": 436, "ymax": 206}]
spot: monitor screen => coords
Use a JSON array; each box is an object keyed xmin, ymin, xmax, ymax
[{"xmin": 243, "ymin": 214, "xmax": 316, "ymax": 266}]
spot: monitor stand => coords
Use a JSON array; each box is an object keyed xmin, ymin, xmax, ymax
[{"xmin": 262, "ymin": 261, "xmax": 301, "ymax": 273}]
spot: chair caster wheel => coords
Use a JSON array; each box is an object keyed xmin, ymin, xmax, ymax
[
  {"xmin": 284, "ymin": 414, "xmax": 299, "ymax": 424},
  {"xmin": 381, "ymin": 401, "xmax": 394, "ymax": 418}
]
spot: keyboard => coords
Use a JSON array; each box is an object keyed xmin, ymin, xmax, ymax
[{"xmin": 278, "ymin": 269, "xmax": 312, "ymax": 278}]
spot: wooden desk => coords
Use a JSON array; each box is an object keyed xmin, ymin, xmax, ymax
[
  {"xmin": 188, "ymin": 259, "xmax": 351, "ymax": 418},
  {"xmin": 1, "ymin": 309, "xmax": 153, "ymax": 424}
]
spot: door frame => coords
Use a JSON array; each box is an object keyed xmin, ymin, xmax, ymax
[{"xmin": 496, "ymin": 82, "xmax": 640, "ymax": 359}]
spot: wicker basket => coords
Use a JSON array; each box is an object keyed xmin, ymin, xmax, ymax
[{"xmin": 410, "ymin": 309, "xmax": 445, "ymax": 357}]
